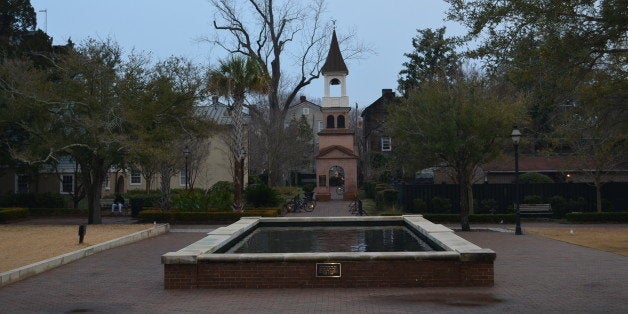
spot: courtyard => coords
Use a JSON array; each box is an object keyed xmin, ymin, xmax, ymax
[{"xmin": 0, "ymin": 203, "xmax": 626, "ymax": 313}]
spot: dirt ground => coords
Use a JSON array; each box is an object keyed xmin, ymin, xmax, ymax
[
  {"xmin": 0, "ymin": 224, "xmax": 154, "ymax": 272},
  {"xmin": 526, "ymin": 227, "xmax": 628, "ymax": 256}
]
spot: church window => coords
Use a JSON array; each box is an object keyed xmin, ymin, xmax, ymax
[
  {"xmin": 326, "ymin": 115, "xmax": 335, "ymax": 128},
  {"xmin": 337, "ymin": 115, "xmax": 345, "ymax": 128}
]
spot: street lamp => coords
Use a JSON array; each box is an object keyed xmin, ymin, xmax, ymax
[
  {"xmin": 511, "ymin": 126, "xmax": 522, "ymax": 235},
  {"xmin": 183, "ymin": 146, "xmax": 190, "ymax": 190}
]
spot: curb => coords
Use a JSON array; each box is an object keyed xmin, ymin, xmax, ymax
[{"xmin": 0, "ymin": 223, "xmax": 170, "ymax": 288}]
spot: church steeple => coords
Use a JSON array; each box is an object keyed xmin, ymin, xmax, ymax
[
  {"xmin": 321, "ymin": 30, "xmax": 349, "ymax": 108},
  {"xmin": 321, "ymin": 30, "xmax": 348, "ymax": 75}
]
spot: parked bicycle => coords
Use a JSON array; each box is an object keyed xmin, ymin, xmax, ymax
[
  {"xmin": 348, "ymin": 198, "xmax": 366, "ymax": 216},
  {"xmin": 283, "ymin": 194, "xmax": 315, "ymax": 214}
]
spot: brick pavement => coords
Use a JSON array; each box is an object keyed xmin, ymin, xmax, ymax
[{"xmin": 1, "ymin": 203, "xmax": 627, "ymax": 313}]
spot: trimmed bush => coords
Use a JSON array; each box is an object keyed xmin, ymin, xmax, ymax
[
  {"xmin": 519, "ymin": 172, "xmax": 554, "ymax": 183},
  {"xmin": 412, "ymin": 198, "xmax": 427, "ymax": 212},
  {"xmin": 430, "ymin": 197, "xmax": 452, "ymax": 212},
  {"xmin": 28, "ymin": 207, "xmax": 87, "ymax": 216},
  {"xmin": 549, "ymin": 195, "xmax": 568, "ymax": 218},
  {"xmin": 123, "ymin": 191, "xmax": 162, "ymax": 208},
  {"xmin": 245, "ymin": 183, "xmax": 279, "ymax": 207},
  {"xmin": 0, "ymin": 193, "xmax": 66, "ymax": 208},
  {"xmin": 479, "ymin": 199, "xmax": 499, "ymax": 213},
  {"xmin": 0, "ymin": 207, "xmax": 29, "ymax": 222},
  {"xmin": 565, "ymin": 212, "xmax": 628, "ymax": 223},
  {"xmin": 138, "ymin": 207, "xmax": 281, "ymax": 223},
  {"xmin": 523, "ymin": 195, "xmax": 543, "ymax": 204},
  {"xmin": 379, "ymin": 189, "xmax": 397, "ymax": 205},
  {"xmin": 422, "ymin": 213, "xmax": 516, "ymax": 224}
]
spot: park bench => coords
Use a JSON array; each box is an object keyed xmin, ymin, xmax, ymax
[
  {"xmin": 100, "ymin": 198, "xmax": 127, "ymax": 215},
  {"xmin": 519, "ymin": 203, "xmax": 552, "ymax": 215}
]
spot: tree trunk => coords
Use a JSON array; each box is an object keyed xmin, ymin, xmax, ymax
[
  {"xmin": 595, "ymin": 180, "xmax": 603, "ymax": 213},
  {"xmin": 459, "ymin": 174, "xmax": 471, "ymax": 231},
  {"xmin": 84, "ymin": 157, "xmax": 104, "ymax": 224},
  {"xmin": 160, "ymin": 167, "xmax": 174, "ymax": 210}
]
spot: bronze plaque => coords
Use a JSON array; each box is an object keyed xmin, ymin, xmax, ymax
[{"xmin": 316, "ymin": 263, "xmax": 341, "ymax": 278}]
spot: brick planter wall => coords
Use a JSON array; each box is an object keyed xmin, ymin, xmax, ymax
[{"xmin": 165, "ymin": 260, "xmax": 493, "ymax": 289}]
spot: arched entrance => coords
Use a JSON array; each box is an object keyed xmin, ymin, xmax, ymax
[
  {"xmin": 329, "ymin": 166, "xmax": 345, "ymax": 200},
  {"xmin": 115, "ymin": 176, "xmax": 125, "ymax": 194}
]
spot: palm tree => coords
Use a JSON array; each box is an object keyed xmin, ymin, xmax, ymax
[{"xmin": 208, "ymin": 56, "xmax": 267, "ymax": 212}]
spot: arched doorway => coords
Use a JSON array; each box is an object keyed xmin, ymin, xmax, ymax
[
  {"xmin": 329, "ymin": 166, "xmax": 345, "ymax": 200},
  {"xmin": 115, "ymin": 176, "xmax": 125, "ymax": 194}
]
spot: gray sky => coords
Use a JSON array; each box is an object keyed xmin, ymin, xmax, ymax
[{"xmin": 31, "ymin": 0, "xmax": 464, "ymax": 108}]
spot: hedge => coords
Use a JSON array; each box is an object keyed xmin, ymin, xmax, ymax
[
  {"xmin": 28, "ymin": 207, "xmax": 88, "ymax": 216},
  {"xmin": 421, "ymin": 213, "xmax": 517, "ymax": 224},
  {"xmin": 138, "ymin": 206, "xmax": 282, "ymax": 223},
  {"xmin": 564, "ymin": 212, "xmax": 628, "ymax": 223},
  {"xmin": 0, "ymin": 207, "xmax": 29, "ymax": 222}
]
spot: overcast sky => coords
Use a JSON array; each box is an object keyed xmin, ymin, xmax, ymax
[{"xmin": 30, "ymin": 0, "xmax": 465, "ymax": 108}]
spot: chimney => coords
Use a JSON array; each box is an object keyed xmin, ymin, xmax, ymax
[
  {"xmin": 300, "ymin": 95, "xmax": 307, "ymax": 102},
  {"xmin": 212, "ymin": 96, "xmax": 219, "ymax": 106},
  {"xmin": 382, "ymin": 89, "xmax": 393, "ymax": 96}
]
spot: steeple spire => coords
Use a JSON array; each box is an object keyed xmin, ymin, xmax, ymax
[{"xmin": 321, "ymin": 30, "xmax": 348, "ymax": 75}]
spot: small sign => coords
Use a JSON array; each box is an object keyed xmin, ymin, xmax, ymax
[{"xmin": 316, "ymin": 263, "xmax": 341, "ymax": 278}]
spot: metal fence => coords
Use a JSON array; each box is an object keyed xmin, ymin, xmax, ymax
[{"xmin": 398, "ymin": 182, "xmax": 627, "ymax": 213}]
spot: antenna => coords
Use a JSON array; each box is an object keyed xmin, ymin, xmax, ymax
[{"xmin": 38, "ymin": 9, "xmax": 48, "ymax": 33}]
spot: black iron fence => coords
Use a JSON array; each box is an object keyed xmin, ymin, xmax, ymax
[{"xmin": 398, "ymin": 182, "xmax": 627, "ymax": 213}]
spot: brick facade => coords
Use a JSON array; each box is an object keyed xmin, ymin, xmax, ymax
[{"xmin": 164, "ymin": 260, "xmax": 493, "ymax": 289}]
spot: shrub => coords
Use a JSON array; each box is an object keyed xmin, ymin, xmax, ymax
[
  {"xmin": 479, "ymin": 199, "xmax": 499, "ymax": 214},
  {"xmin": 302, "ymin": 183, "xmax": 315, "ymax": 194},
  {"xmin": 430, "ymin": 197, "xmax": 452, "ymax": 212},
  {"xmin": 421, "ymin": 213, "xmax": 516, "ymax": 224},
  {"xmin": 28, "ymin": 208, "xmax": 87, "ymax": 216},
  {"xmin": 0, "ymin": 193, "xmax": 66, "ymax": 208},
  {"xmin": 602, "ymin": 199, "xmax": 614, "ymax": 211},
  {"xmin": 381, "ymin": 189, "xmax": 397, "ymax": 204},
  {"xmin": 567, "ymin": 197, "xmax": 587, "ymax": 212},
  {"xmin": 171, "ymin": 190, "xmax": 213, "ymax": 212},
  {"xmin": 519, "ymin": 173, "xmax": 554, "ymax": 183},
  {"xmin": 245, "ymin": 183, "xmax": 279, "ymax": 207},
  {"xmin": 565, "ymin": 212, "xmax": 628, "ymax": 223},
  {"xmin": 412, "ymin": 198, "xmax": 427, "ymax": 212},
  {"xmin": 523, "ymin": 195, "xmax": 543, "ymax": 204},
  {"xmin": 210, "ymin": 182, "xmax": 234, "ymax": 210},
  {"xmin": 137, "ymin": 207, "xmax": 281, "ymax": 223},
  {"xmin": 0, "ymin": 207, "xmax": 29, "ymax": 222},
  {"xmin": 123, "ymin": 191, "xmax": 162, "ymax": 208},
  {"xmin": 549, "ymin": 195, "xmax": 568, "ymax": 218},
  {"xmin": 363, "ymin": 181, "xmax": 377, "ymax": 199}
]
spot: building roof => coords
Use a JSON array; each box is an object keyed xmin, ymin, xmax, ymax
[
  {"xmin": 321, "ymin": 30, "xmax": 348, "ymax": 75},
  {"xmin": 316, "ymin": 145, "xmax": 358, "ymax": 159},
  {"xmin": 361, "ymin": 89, "xmax": 396, "ymax": 117}
]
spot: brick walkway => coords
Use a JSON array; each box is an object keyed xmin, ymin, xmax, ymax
[{"xmin": 1, "ymin": 206, "xmax": 627, "ymax": 312}]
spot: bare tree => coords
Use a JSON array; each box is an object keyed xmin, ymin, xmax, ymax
[{"xmin": 207, "ymin": 0, "xmax": 367, "ymax": 184}]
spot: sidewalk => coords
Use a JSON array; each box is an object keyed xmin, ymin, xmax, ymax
[{"xmin": 1, "ymin": 202, "xmax": 627, "ymax": 313}]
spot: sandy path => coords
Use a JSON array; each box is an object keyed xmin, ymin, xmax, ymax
[
  {"xmin": 0, "ymin": 224, "xmax": 154, "ymax": 272},
  {"xmin": 526, "ymin": 227, "xmax": 628, "ymax": 256}
]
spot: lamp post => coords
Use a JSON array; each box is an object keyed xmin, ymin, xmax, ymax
[
  {"xmin": 183, "ymin": 146, "xmax": 190, "ymax": 190},
  {"xmin": 511, "ymin": 126, "xmax": 522, "ymax": 235}
]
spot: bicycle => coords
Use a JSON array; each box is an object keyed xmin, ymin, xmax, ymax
[
  {"xmin": 283, "ymin": 194, "xmax": 315, "ymax": 214},
  {"xmin": 348, "ymin": 198, "xmax": 365, "ymax": 216}
]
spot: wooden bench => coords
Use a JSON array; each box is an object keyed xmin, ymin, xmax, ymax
[{"xmin": 519, "ymin": 204, "xmax": 552, "ymax": 215}]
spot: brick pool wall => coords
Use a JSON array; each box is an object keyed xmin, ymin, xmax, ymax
[{"xmin": 164, "ymin": 260, "xmax": 493, "ymax": 289}]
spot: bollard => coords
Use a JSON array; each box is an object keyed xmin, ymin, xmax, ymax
[{"xmin": 78, "ymin": 224, "xmax": 87, "ymax": 244}]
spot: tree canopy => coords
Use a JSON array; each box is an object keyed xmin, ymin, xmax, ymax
[{"xmin": 388, "ymin": 73, "xmax": 525, "ymax": 230}]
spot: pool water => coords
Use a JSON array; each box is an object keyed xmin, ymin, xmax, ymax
[{"xmin": 225, "ymin": 225, "xmax": 437, "ymax": 253}]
